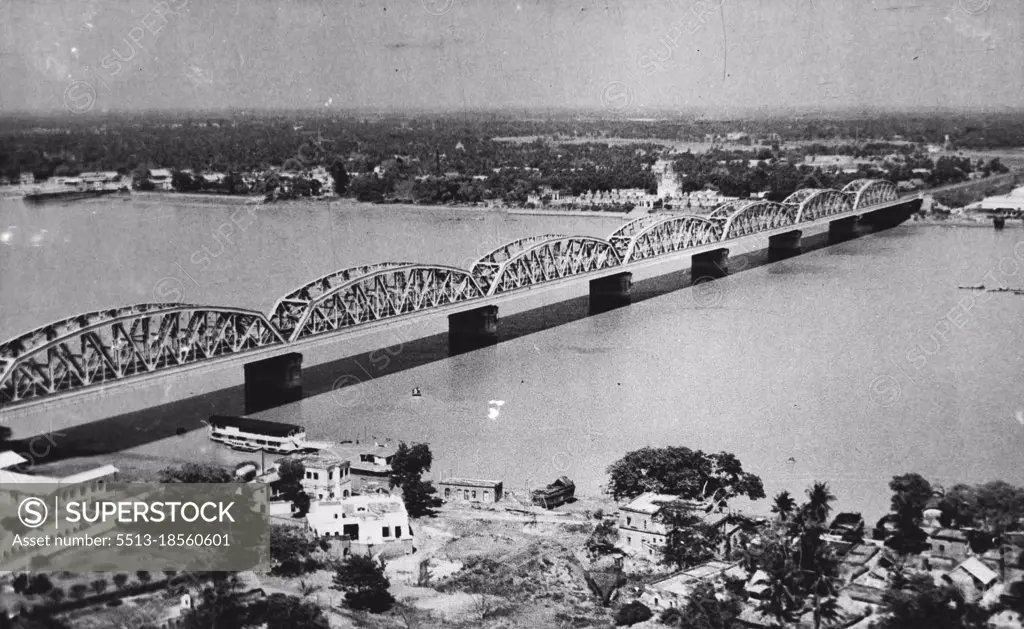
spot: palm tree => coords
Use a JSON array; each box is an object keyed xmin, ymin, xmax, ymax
[
  {"xmin": 771, "ymin": 491, "xmax": 797, "ymax": 522},
  {"xmin": 757, "ymin": 570, "xmax": 799, "ymax": 627},
  {"xmin": 803, "ymin": 482, "xmax": 836, "ymax": 527}
]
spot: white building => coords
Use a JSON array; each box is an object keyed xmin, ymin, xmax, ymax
[
  {"xmin": 147, "ymin": 168, "xmax": 173, "ymax": 190},
  {"xmin": 288, "ymin": 452, "xmax": 353, "ymax": 501},
  {"xmin": 969, "ymin": 186, "xmax": 1024, "ymax": 213},
  {"xmin": 640, "ymin": 560, "xmax": 746, "ymax": 610},
  {"xmin": 618, "ymin": 493, "xmax": 727, "ymax": 558},
  {"xmin": 306, "ymin": 494, "xmax": 413, "ymax": 556},
  {"xmin": 0, "ymin": 452, "xmax": 119, "ymax": 569}
]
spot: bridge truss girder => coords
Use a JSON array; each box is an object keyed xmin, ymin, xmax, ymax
[
  {"xmin": 269, "ymin": 262, "xmax": 414, "ymax": 334},
  {"xmin": 0, "ymin": 305, "xmax": 284, "ymax": 404},
  {"xmin": 483, "ymin": 236, "xmax": 621, "ymax": 296},
  {"xmin": 783, "ymin": 188, "xmax": 854, "ymax": 223},
  {"xmin": 842, "ymin": 179, "xmax": 898, "ymax": 211},
  {"xmin": 618, "ymin": 215, "xmax": 723, "ymax": 263},
  {"xmin": 287, "ymin": 265, "xmax": 485, "ymax": 341},
  {"xmin": 608, "ymin": 215, "xmax": 672, "ymax": 259},
  {"xmin": 719, "ymin": 200, "xmax": 797, "ymax": 240}
]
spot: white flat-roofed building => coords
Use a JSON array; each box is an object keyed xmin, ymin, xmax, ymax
[
  {"xmin": 437, "ymin": 478, "xmax": 503, "ymax": 504},
  {"xmin": 147, "ymin": 168, "xmax": 173, "ymax": 190},
  {"xmin": 0, "ymin": 453, "xmax": 119, "ymax": 568},
  {"xmin": 306, "ymin": 494, "xmax": 413, "ymax": 557},
  {"xmin": 640, "ymin": 560, "xmax": 746, "ymax": 610}
]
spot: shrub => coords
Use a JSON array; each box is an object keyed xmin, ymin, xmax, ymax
[{"xmin": 615, "ymin": 601, "xmax": 652, "ymax": 626}]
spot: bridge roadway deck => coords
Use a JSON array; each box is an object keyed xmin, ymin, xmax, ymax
[{"xmin": 0, "ymin": 197, "xmax": 917, "ymax": 429}]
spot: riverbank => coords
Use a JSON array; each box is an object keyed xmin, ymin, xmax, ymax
[{"xmin": 129, "ymin": 190, "xmax": 633, "ymax": 218}]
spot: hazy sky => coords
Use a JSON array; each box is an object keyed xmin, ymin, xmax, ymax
[{"xmin": 0, "ymin": 0, "xmax": 1021, "ymax": 115}]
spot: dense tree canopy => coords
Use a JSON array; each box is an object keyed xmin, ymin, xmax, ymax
[
  {"xmin": 158, "ymin": 462, "xmax": 233, "ymax": 483},
  {"xmin": 874, "ymin": 573, "xmax": 986, "ymax": 629},
  {"xmin": 605, "ymin": 446, "xmax": 765, "ymax": 505},
  {"xmin": 390, "ymin": 442, "xmax": 442, "ymax": 518},
  {"xmin": 332, "ymin": 555, "xmax": 395, "ymax": 613}
]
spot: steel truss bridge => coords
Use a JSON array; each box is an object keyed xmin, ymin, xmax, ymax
[{"xmin": 1, "ymin": 179, "xmax": 908, "ymax": 406}]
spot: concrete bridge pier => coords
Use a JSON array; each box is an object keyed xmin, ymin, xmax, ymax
[
  {"xmin": 448, "ymin": 306, "xmax": 499, "ymax": 354},
  {"xmin": 768, "ymin": 230, "xmax": 802, "ymax": 260},
  {"xmin": 244, "ymin": 352, "xmax": 303, "ymax": 414},
  {"xmin": 828, "ymin": 216, "xmax": 859, "ymax": 243},
  {"xmin": 691, "ymin": 248, "xmax": 729, "ymax": 280},
  {"xmin": 589, "ymin": 272, "xmax": 633, "ymax": 313}
]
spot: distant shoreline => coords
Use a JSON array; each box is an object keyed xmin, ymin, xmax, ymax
[{"xmin": 130, "ymin": 190, "xmax": 632, "ymax": 218}]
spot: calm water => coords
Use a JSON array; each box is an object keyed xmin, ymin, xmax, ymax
[{"xmin": 2, "ymin": 195, "xmax": 1023, "ymax": 523}]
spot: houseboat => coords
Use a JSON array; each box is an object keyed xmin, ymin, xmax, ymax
[
  {"xmin": 531, "ymin": 476, "xmax": 576, "ymax": 509},
  {"xmin": 207, "ymin": 415, "xmax": 333, "ymax": 454}
]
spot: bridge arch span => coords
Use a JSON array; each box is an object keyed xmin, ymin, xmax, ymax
[
  {"xmin": 273, "ymin": 264, "xmax": 485, "ymax": 342},
  {"xmin": 608, "ymin": 215, "xmax": 672, "ymax": 259},
  {"xmin": 842, "ymin": 179, "xmax": 898, "ymax": 210},
  {"xmin": 783, "ymin": 188, "xmax": 853, "ymax": 223},
  {"xmin": 475, "ymin": 235, "xmax": 621, "ymax": 296},
  {"xmin": 715, "ymin": 200, "xmax": 797, "ymax": 240},
  {"xmin": 0, "ymin": 304, "xmax": 284, "ymax": 404},
  {"xmin": 614, "ymin": 214, "xmax": 722, "ymax": 263}
]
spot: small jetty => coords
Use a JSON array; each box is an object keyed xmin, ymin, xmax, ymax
[{"xmin": 958, "ymin": 285, "xmax": 985, "ymax": 290}]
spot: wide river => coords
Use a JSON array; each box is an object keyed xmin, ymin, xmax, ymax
[{"xmin": 2, "ymin": 193, "xmax": 1023, "ymax": 523}]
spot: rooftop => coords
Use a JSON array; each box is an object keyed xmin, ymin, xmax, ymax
[
  {"xmin": 437, "ymin": 477, "xmax": 502, "ymax": 489},
  {"xmin": 288, "ymin": 453, "xmax": 350, "ymax": 470},
  {"xmin": 949, "ymin": 556, "xmax": 999, "ymax": 586},
  {"xmin": 208, "ymin": 415, "xmax": 304, "ymax": 438},
  {"xmin": 0, "ymin": 464, "xmax": 117, "ymax": 486},
  {"xmin": 647, "ymin": 560, "xmax": 745, "ymax": 596},
  {"xmin": 0, "ymin": 451, "xmax": 27, "ymax": 470},
  {"xmin": 311, "ymin": 493, "xmax": 406, "ymax": 519},
  {"xmin": 621, "ymin": 492, "xmax": 710, "ymax": 515},
  {"xmin": 931, "ymin": 528, "xmax": 969, "ymax": 542}
]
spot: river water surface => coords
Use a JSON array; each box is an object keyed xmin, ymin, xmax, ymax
[{"xmin": 1, "ymin": 195, "xmax": 1022, "ymax": 522}]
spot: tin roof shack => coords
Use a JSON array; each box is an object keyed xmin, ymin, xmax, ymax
[
  {"xmin": 306, "ymin": 494, "xmax": 413, "ymax": 558},
  {"xmin": 437, "ymin": 478, "xmax": 503, "ymax": 504},
  {"xmin": 943, "ymin": 556, "xmax": 999, "ymax": 603},
  {"xmin": 531, "ymin": 476, "xmax": 575, "ymax": 509},
  {"xmin": 640, "ymin": 560, "xmax": 745, "ymax": 611}
]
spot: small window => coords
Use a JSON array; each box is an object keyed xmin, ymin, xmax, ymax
[
  {"xmin": 939, "ymin": 545, "xmax": 946, "ymax": 552},
  {"xmin": 334, "ymin": 514, "xmax": 338, "ymax": 519},
  {"xmin": 627, "ymin": 516, "xmax": 632, "ymax": 526},
  {"xmin": 472, "ymin": 490, "xmax": 477, "ymax": 500},
  {"xmin": 382, "ymin": 527, "xmax": 391, "ymax": 538},
  {"xmin": 395, "ymin": 526, "xmax": 402, "ymax": 538},
  {"xmin": 445, "ymin": 488, "xmax": 451, "ymax": 498}
]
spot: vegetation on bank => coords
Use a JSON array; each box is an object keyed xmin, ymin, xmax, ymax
[{"xmin": 0, "ymin": 112, "xmax": 1017, "ymax": 210}]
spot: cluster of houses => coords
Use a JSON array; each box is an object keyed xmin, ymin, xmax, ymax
[
  {"xmin": 610, "ymin": 491, "xmax": 1024, "ymax": 626},
  {"xmin": 526, "ymin": 187, "xmax": 661, "ymax": 210},
  {"xmin": 0, "ymin": 171, "xmax": 126, "ymax": 192},
  {"xmin": 137, "ymin": 166, "xmax": 335, "ymax": 196}
]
